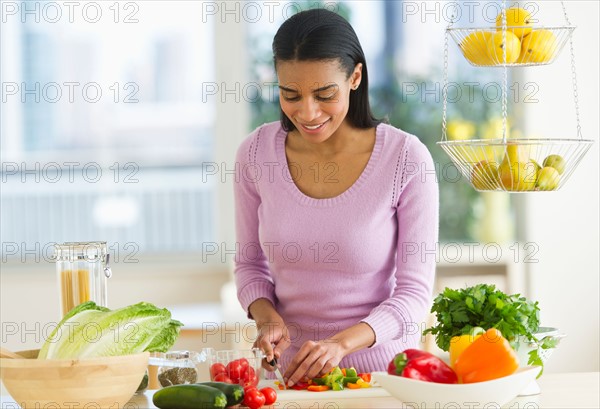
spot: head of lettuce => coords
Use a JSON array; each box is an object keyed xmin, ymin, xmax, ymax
[{"xmin": 38, "ymin": 301, "xmax": 183, "ymax": 359}]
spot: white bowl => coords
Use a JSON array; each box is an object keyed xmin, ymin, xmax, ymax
[
  {"xmin": 514, "ymin": 327, "xmax": 565, "ymax": 366},
  {"xmin": 372, "ymin": 366, "xmax": 541, "ymax": 408}
]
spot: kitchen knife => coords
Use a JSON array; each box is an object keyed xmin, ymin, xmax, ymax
[{"xmin": 268, "ymin": 357, "xmax": 286, "ymax": 389}]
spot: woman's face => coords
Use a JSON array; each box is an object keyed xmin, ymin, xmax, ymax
[{"xmin": 276, "ymin": 59, "xmax": 362, "ymax": 144}]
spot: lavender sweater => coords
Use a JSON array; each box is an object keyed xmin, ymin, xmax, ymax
[{"xmin": 234, "ymin": 121, "xmax": 439, "ymax": 373}]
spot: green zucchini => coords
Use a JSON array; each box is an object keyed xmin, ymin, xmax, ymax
[
  {"xmin": 152, "ymin": 384, "xmax": 227, "ymax": 409},
  {"xmin": 197, "ymin": 382, "xmax": 244, "ymax": 407}
]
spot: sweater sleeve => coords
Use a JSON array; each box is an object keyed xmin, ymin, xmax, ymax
[
  {"xmin": 361, "ymin": 136, "xmax": 439, "ymax": 346},
  {"xmin": 233, "ymin": 126, "xmax": 277, "ymax": 318}
]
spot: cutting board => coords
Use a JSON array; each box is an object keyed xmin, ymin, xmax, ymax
[{"xmin": 258, "ymin": 380, "xmax": 391, "ymax": 401}]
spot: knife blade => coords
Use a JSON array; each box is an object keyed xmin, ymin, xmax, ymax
[{"xmin": 268, "ymin": 357, "xmax": 286, "ymax": 389}]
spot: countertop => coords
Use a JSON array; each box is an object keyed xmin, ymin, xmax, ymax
[
  {"xmin": 131, "ymin": 372, "xmax": 600, "ymax": 408},
  {"xmin": 1, "ymin": 372, "xmax": 598, "ymax": 408}
]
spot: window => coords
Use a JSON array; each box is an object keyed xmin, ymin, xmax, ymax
[{"xmin": 1, "ymin": 1, "xmax": 218, "ymax": 260}]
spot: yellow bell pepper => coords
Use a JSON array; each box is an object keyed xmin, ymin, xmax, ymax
[
  {"xmin": 454, "ymin": 328, "xmax": 520, "ymax": 383},
  {"xmin": 449, "ymin": 327, "xmax": 485, "ymax": 368}
]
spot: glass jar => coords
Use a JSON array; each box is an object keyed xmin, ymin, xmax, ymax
[
  {"xmin": 148, "ymin": 350, "xmax": 206, "ymax": 389},
  {"xmin": 55, "ymin": 241, "xmax": 112, "ymax": 316}
]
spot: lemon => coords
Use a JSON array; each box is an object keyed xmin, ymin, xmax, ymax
[
  {"xmin": 461, "ymin": 31, "xmax": 494, "ymax": 65},
  {"xmin": 498, "ymin": 144, "xmax": 537, "ymax": 191},
  {"xmin": 496, "ymin": 7, "xmax": 533, "ymax": 39},
  {"xmin": 471, "ymin": 160, "xmax": 500, "ymax": 191},
  {"xmin": 487, "ymin": 31, "xmax": 521, "ymax": 64},
  {"xmin": 517, "ymin": 30, "xmax": 558, "ymax": 63}
]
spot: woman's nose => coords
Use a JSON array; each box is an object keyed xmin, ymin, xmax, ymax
[{"xmin": 297, "ymin": 98, "xmax": 321, "ymax": 121}]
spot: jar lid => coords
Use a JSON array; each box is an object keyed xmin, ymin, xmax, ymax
[
  {"xmin": 148, "ymin": 350, "xmax": 207, "ymax": 368},
  {"xmin": 54, "ymin": 241, "xmax": 108, "ymax": 261}
]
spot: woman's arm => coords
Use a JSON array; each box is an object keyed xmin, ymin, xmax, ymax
[
  {"xmin": 361, "ymin": 137, "xmax": 439, "ymax": 347},
  {"xmin": 233, "ymin": 127, "xmax": 291, "ymax": 363},
  {"xmin": 233, "ymin": 128, "xmax": 277, "ymax": 317}
]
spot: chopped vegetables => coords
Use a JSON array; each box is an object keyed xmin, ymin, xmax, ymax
[
  {"xmin": 291, "ymin": 367, "xmax": 374, "ymax": 391},
  {"xmin": 307, "ymin": 385, "xmax": 330, "ymax": 392}
]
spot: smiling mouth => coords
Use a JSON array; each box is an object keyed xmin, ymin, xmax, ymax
[{"xmin": 300, "ymin": 120, "xmax": 329, "ymax": 131}]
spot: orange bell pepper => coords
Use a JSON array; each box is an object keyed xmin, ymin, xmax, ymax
[
  {"xmin": 453, "ymin": 328, "xmax": 520, "ymax": 384},
  {"xmin": 449, "ymin": 327, "xmax": 485, "ymax": 368},
  {"xmin": 346, "ymin": 382, "xmax": 361, "ymax": 389},
  {"xmin": 307, "ymin": 385, "xmax": 330, "ymax": 392}
]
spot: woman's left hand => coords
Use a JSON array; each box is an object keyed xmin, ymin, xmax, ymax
[
  {"xmin": 283, "ymin": 339, "xmax": 347, "ymax": 387},
  {"xmin": 282, "ymin": 322, "xmax": 376, "ymax": 387}
]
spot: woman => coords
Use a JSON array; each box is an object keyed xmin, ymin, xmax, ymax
[{"xmin": 233, "ymin": 9, "xmax": 439, "ymax": 387}]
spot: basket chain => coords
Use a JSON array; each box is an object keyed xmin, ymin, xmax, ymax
[
  {"xmin": 501, "ymin": 0, "xmax": 508, "ymax": 142},
  {"xmin": 441, "ymin": 7, "xmax": 457, "ymax": 142},
  {"xmin": 441, "ymin": 29, "xmax": 449, "ymax": 141},
  {"xmin": 560, "ymin": 1, "xmax": 583, "ymax": 139}
]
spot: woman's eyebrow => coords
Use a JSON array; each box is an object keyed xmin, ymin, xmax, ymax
[{"xmin": 278, "ymin": 84, "xmax": 339, "ymax": 93}]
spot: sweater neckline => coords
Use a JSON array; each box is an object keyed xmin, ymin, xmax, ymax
[{"xmin": 275, "ymin": 123, "xmax": 384, "ymax": 207}]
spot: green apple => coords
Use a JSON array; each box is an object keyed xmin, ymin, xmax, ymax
[
  {"xmin": 543, "ymin": 154, "xmax": 566, "ymax": 175},
  {"xmin": 536, "ymin": 167, "xmax": 561, "ymax": 191}
]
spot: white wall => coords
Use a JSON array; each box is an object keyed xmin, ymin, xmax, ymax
[{"xmin": 519, "ymin": 1, "xmax": 599, "ymax": 372}]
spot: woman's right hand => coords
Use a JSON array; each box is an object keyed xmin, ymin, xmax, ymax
[{"xmin": 249, "ymin": 298, "xmax": 291, "ymax": 371}]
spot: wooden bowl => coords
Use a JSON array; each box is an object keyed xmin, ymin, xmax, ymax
[{"xmin": 0, "ymin": 349, "xmax": 149, "ymax": 408}]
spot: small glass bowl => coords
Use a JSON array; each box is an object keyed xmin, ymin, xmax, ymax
[{"xmin": 206, "ymin": 348, "xmax": 264, "ymax": 387}]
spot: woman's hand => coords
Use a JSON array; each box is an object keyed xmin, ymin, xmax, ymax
[
  {"xmin": 249, "ymin": 298, "xmax": 291, "ymax": 371},
  {"xmin": 283, "ymin": 322, "xmax": 376, "ymax": 386},
  {"xmin": 283, "ymin": 339, "xmax": 346, "ymax": 386},
  {"xmin": 254, "ymin": 318, "xmax": 291, "ymax": 371}
]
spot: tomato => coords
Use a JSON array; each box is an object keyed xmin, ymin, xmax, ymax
[
  {"xmin": 241, "ymin": 366, "xmax": 259, "ymax": 387},
  {"xmin": 239, "ymin": 357, "xmax": 250, "ymax": 370},
  {"xmin": 226, "ymin": 360, "xmax": 244, "ymax": 383},
  {"xmin": 259, "ymin": 387, "xmax": 277, "ymax": 405},
  {"xmin": 213, "ymin": 372, "xmax": 233, "ymax": 383},
  {"xmin": 243, "ymin": 388, "xmax": 265, "ymax": 409},
  {"xmin": 210, "ymin": 363, "xmax": 227, "ymax": 379},
  {"xmin": 243, "ymin": 384, "xmax": 257, "ymax": 394}
]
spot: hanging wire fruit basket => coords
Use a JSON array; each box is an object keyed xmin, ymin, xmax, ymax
[
  {"xmin": 449, "ymin": 26, "xmax": 575, "ymax": 67},
  {"xmin": 438, "ymin": 1, "xmax": 593, "ymax": 192}
]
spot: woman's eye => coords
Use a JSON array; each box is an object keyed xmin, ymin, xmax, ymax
[
  {"xmin": 316, "ymin": 94, "xmax": 336, "ymax": 101},
  {"xmin": 282, "ymin": 95, "xmax": 300, "ymax": 102}
]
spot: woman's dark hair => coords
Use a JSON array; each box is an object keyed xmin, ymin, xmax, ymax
[{"xmin": 272, "ymin": 8, "xmax": 381, "ymax": 131}]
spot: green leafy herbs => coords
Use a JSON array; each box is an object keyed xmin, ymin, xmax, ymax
[
  {"xmin": 423, "ymin": 284, "xmax": 549, "ymax": 375},
  {"xmin": 39, "ymin": 301, "xmax": 183, "ymax": 359}
]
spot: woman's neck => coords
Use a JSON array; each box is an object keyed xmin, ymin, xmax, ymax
[{"xmin": 288, "ymin": 121, "xmax": 374, "ymax": 158}]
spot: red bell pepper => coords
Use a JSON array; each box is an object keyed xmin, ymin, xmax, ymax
[
  {"xmin": 388, "ymin": 349, "xmax": 458, "ymax": 384},
  {"xmin": 357, "ymin": 373, "xmax": 371, "ymax": 383},
  {"xmin": 387, "ymin": 349, "xmax": 429, "ymax": 375},
  {"xmin": 290, "ymin": 381, "xmax": 310, "ymax": 390}
]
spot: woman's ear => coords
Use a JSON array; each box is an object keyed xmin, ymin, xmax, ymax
[{"xmin": 351, "ymin": 62, "xmax": 363, "ymax": 90}]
